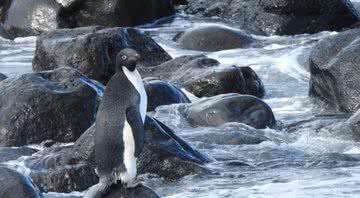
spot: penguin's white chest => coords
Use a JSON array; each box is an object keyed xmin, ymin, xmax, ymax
[
  {"xmin": 122, "ymin": 67, "xmax": 147, "ymax": 122},
  {"xmin": 119, "ymin": 120, "xmax": 137, "ymax": 184}
]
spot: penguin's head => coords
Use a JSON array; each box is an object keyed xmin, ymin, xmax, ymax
[{"xmin": 116, "ymin": 48, "xmax": 141, "ymax": 72}]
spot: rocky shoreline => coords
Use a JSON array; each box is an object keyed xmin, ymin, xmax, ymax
[{"xmin": 1, "ymin": 0, "xmax": 360, "ymax": 197}]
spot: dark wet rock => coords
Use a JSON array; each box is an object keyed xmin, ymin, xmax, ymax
[
  {"xmin": 139, "ymin": 55, "xmax": 219, "ymax": 80},
  {"xmin": 183, "ymin": 0, "xmax": 359, "ymax": 36},
  {"xmin": 57, "ymin": 0, "xmax": 175, "ymax": 30},
  {"xmin": 24, "ymin": 145, "xmax": 98, "ymax": 193},
  {"xmin": 144, "ymin": 79, "xmax": 191, "ymax": 111},
  {"xmin": 33, "ymin": 27, "xmax": 172, "ymax": 84},
  {"xmin": 182, "ymin": 123, "xmax": 268, "ymax": 145},
  {"xmin": 0, "ymin": 0, "xmax": 174, "ymax": 37},
  {"xmin": 183, "ymin": 66, "xmax": 265, "ymax": 98},
  {"xmin": 309, "ymin": 27, "xmax": 360, "ymax": 112},
  {"xmin": 143, "ymin": 56, "xmax": 265, "ymax": 99},
  {"xmin": 0, "ymin": 23, "xmax": 13, "ymax": 40},
  {"xmin": 173, "ymin": 0, "xmax": 187, "ymax": 6},
  {"xmin": 0, "ymin": 73, "xmax": 7, "ymax": 81},
  {"xmin": 74, "ymin": 116, "xmax": 210, "ymax": 182},
  {"xmin": 174, "ymin": 26, "xmax": 255, "ymax": 51},
  {"xmin": 0, "ymin": 147, "xmax": 37, "ymax": 163},
  {"xmin": 179, "ymin": 93, "xmax": 276, "ymax": 129},
  {"xmin": 0, "ymin": 166, "xmax": 42, "ymax": 198},
  {"xmin": 0, "ymin": 67, "xmax": 98, "ymax": 146},
  {"xmin": 2, "ymin": 0, "xmax": 61, "ymax": 37},
  {"xmin": 105, "ymin": 183, "xmax": 160, "ymax": 198}
]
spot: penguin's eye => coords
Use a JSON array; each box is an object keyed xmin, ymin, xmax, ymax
[{"xmin": 121, "ymin": 55, "xmax": 127, "ymax": 60}]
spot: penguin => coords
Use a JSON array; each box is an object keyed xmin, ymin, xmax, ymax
[{"xmin": 84, "ymin": 48, "xmax": 147, "ymax": 198}]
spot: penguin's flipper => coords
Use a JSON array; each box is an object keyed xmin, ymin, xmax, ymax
[{"xmin": 126, "ymin": 106, "xmax": 145, "ymax": 157}]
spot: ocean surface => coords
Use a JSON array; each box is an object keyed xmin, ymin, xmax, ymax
[{"xmin": 1, "ymin": 2, "xmax": 360, "ymax": 198}]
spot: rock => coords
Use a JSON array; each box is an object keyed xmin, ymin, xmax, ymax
[
  {"xmin": 2, "ymin": 0, "xmax": 61, "ymax": 37},
  {"xmin": 0, "ymin": 73, "xmax": 7, "ymax": 81},
  {"xmin": 179, "ymin": 93, "xmax": 276, "ymax": 129},
  {"xmin": 0, "ymin": 0, "xmax": 175, "ymax": 37},
  {"xmin": 58, "ymin": 0, "xmax": 175, "ymax": 29},
  {"xmin": 183, "ymin": 0, "xmax": 359, "ymax": 35},
  {"xmin": 330, "ymin": 111, "xmax": 360, "ymax": 141},
  {"xmin": 174, "ymin": 26, "xmax": 255, "ymax": 51},
  {"xmin": 33, "ymin": 26, "xmax": 172, "ymax": 84},
  {"xmin": 73, "ymin": 116, "xmax": 210, "ymax": 182},
  {"xmin": 24, "ymin": 145, "xmax": 98, "ymax": 193},
  {"xmin": 183, "ymin": 66, "xmax": 265, "ymax": 98},
  {"xmin": 0, "ymin": 23, "xmax": 13, "ymax": 40},
  {"xmin": 139, "ymin": 55, "xmax": 219, "ymax": 80},
  {"xmin": 0, "ymin": 166, "xmax": 42, "ymax": 198},
  {"xmin": 144, "ymin": 79, "xmax": 191, "ymax": 111},
  {"xmin": 0, "ymin": 67, "xmax": 98, "ymax": 146},
  {"xmin": 0, "ymin": 147, "xmax": 38, "ymax": 163},
  {"xmin": 309, "ymin": 27, "xmax": 360, "ymax": 112},
  {"xmin": 139, "ymin": 55, "xmax": 265, "ymax": 98},
  {"xmin": 173, "ymin": 0, "xmax": 187, "ymax": 6},
  {"xmin": 104, "ymin": 183, "xmax": 160, "ymax": 198}
]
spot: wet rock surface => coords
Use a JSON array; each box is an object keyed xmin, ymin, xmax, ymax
[
  {"xmin": 0, "ymin": 0, "xmax": 175, "ymax": 37},
  {"xmin": 0, "ymin": 166, "xmax": 42, "ymax": 198},
  {"xmin": 139, "ymin": 55, "xmax": 219, "ymax": 80},
  {"xmin": 183, "ymin": 66, "xmax": 265, "ymax": 98},
  {"xmin": 24, "ymin": 145, "xmax": 98, "ymax": 193},
  {"xmin": 182, "ymin": 0, "xmax": 360, "ymax": 35},
  {"xmin": 33, "ymin": 27, "xmax": 172, "ymax": 84},
  {"xmin": 309, "ymin": 27, "xmax": 360, "ymax": 112},
  {"xmin": 0, "ymin": 72, "xmax": 7, "ymax": 81},
  {"xmin": 140, "ymin": 55, "xmax": 264, "ymax": 98},
  {"xmin": 0, "ymin": 67, "xmax": 98, "ymax": 146},
  {"xmin": 144, "ymin": 79, "xmax": 191, "ymax": 111},
  {"xmin": 174, "ymin": 26, "xmax": 255, "ymax": 51},
  {"xmin": 0, "ymin": 23, "xmax": 13, "ymax": 40},
  {"xmin": 179, "ymin": 93, "xmax": 276, "ymax": 129}
]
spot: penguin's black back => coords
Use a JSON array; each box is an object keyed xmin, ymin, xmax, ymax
[{"xmin": 95, "ymin": 71, "xmax": 140, "ymax": 176}]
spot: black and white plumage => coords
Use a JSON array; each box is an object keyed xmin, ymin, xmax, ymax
[{"xmin": 84, "ymin": 48, "xmax": 147, "ymax": 198}]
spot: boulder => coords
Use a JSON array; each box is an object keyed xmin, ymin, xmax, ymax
[
  {"xmin": 174, "ymin": 26, "xmax": 255, "ymax": 51},
  {"xmin": 144, "ymin": 79, "xmax": 191, "ymax": 111},
  {"xmin": 309, "ymin": 27, "xmax": 360, "ymax": 112},
  {"xmin": 0, "ymin": 73, "xmax": 7, "ymax": 81},
  {"xmin": 58, "ymin": 0, "xmax": 175, "ymax": 29},
  {"xmin": 0, "ymin": 147, "xmax": 37, "ymax": 163},
  {"xmin": 0, "ymin": 166, "xmax": 42, "ymax": 198},
  {"xmin": 73, "ymin": 116, "xmax": 210, "ymax": 182},
  {"xmin": 0, "ymin": 23, "xmax": 13, "ymax": 40},
  {"xmin": 138, "ymin": 55, "xmax": 219, "ymax": 80},
  {"xmin": 172, "ymin": 0, "xmax": 187, "ymax": 6},
  {"xmin": 2, "ymin": 0, "xmax": 61, "ymax": 37},
  {"xmin": 32, "ymin": 26, "xmax": 172, "ymax": 84},
  {"xmin": 0, "ymin": 67, "xmax": 98, "ymax": 146},
  {"xmin": 183, "ymin": 66, "xmax": 265, "ymax": 98},
  {"xmin": 104, "ymin": 183, "xmax": 160, "ymax": 198},
  {"xmin": 24, "ymin": 145, "xmax": 98, "ymax": 193},
  {"xmin": 0, "ymin": 0, "xmax": 174, "ymax": 37},
  {"xmin": 139, "ymin": 55, "xmax": 265, "ymax": 98},
  {"xmin": 179, "ymin": 93, "xmax": 276, "ymax": 129},
  {"xmin": 183, "ymin": 0, "xmax": 359, "ymax": 35}
]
